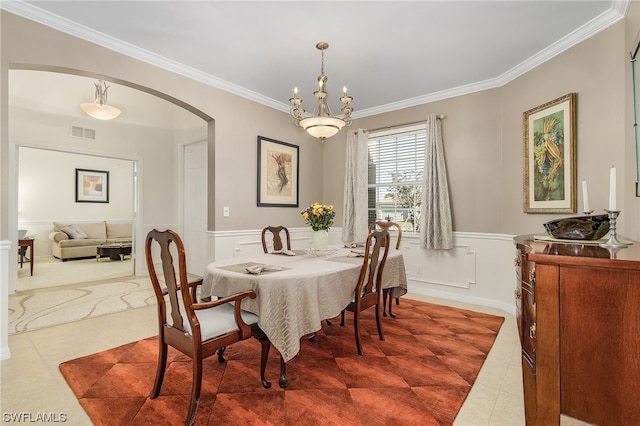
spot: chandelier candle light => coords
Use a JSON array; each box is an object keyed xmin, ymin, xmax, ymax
[{"xmin": 289, "ymin": 42, "xmax": 353, "ymax": 141}]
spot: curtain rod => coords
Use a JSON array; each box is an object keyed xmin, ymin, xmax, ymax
[{"xmin": 358, "ymin": 115, "xmax": 445, "ymax": 134}]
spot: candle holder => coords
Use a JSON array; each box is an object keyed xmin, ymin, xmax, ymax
[{"xmin": 599, "ymin": 210, "xmax": 628, "ymax": 248}]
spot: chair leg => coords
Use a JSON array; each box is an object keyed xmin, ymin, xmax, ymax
[
  {"xmin": 375, "ymin": 304, "xmax": 385, "ymax": 342},
  {"xmin": 217, "ymin": 346, "xmax": 226, "ymax": 362},
  {"xmin": 395, "ymin": 296, "xmax": 400, "ymax": 305},
  {"xmin": 151, "ymin": 341, "xmax": 168, "ymax": 399},
  {"xmin": 186, "ymin": 355, "xmax": 203, "ymax": 426},
  {"xmin": 387, "ymin": 289, "xmax": 396, "ymax": 318},
  {"xmin": 340, "ymin": 309, "xmax": 346, "ymax": 326},
  {"xmin": 354, "ymin": 312, "xmax": 364, "ymax": 355}
]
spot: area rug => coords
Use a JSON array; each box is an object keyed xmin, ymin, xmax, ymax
[
  {"xmin": 8, "ymin": 277, "xmax": 156, "ymax": 334},
  {"xmin": 60, "ymin": 299, "xmax": 505, "ymax": 425}
]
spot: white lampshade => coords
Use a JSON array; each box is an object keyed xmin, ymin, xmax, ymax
[
  {"xmin": 300, "ymin": 116, "xmax": 346, "ymax": 139},
  {"xmin": 80, "ymin": 102, "xmax": 121, "ymax": 120}
]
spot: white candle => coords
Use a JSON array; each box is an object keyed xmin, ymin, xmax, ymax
[
  {"xmin": 609, "ymin": 166, "xmax": 617, "ymax": 211},
  {"xmin": 582, "ymin": 180, "xmax": 590, "ymax": 212}
]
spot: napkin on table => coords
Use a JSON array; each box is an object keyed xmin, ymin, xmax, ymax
[
  {"xmin": 347, "ymin": 250, "xmax": 366, "ymax": 258},
  {"xmin": 272, "ymin": 249, "xmax": 296, "ymax": 256},
  {"xmin": 246, "ymin": 264, "xmax": 285, "ymax": 274}
]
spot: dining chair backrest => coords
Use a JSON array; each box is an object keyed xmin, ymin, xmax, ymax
[
  {"xmin": 145, "ymin": 229, "xmax": 271, "ymax": 425},
  {"xmin": 341, "ymin": 228, "xmax": 390, "ymax": 355},
  {"xmin": 261, "ymin": 225, "xmax": 291, "ymax": 253},
  {"xmin": 368, "ymin": 220, "xmax": 402, "ymax": 249}
]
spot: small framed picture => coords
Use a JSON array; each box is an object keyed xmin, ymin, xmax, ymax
[
  {"xmin": 257, "ymin": 136, "xmax": 299, "ymax": 207},
  {"xmin": 523, "ymin": 93, "xmax": 577, "ymax": 213},
  {"xmin": 76, "ymin": 168, "xmax": 109, "ymax": 203}
]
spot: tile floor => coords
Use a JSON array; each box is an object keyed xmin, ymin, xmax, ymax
[{"xmin": 1, "ymin": 294, "xmax": 527, "ymax": 425}]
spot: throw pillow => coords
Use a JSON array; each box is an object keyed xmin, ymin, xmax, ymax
[{"xmin": 61, "ymin": 225, "xmax": 87, "ymax": 239}]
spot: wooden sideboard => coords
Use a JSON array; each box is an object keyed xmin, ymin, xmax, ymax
[{"xmin": 514, "ymin": 235, "xmax": 640, "ymax": 426}]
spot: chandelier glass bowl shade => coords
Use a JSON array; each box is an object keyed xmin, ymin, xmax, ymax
[
  {"xmin": 289, "ymin": 42, "xmax": 353, "ymax": 141},
  {"xmin": 80, "ymin": 80, "xmax": 121, "ymax": 120}
]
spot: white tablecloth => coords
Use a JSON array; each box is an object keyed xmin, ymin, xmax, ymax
[{"xmin": 201, "ymin": 247, "xmax": 407, "ymax": 362}]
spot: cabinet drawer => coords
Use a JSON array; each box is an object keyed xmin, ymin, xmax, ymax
[{"xmin": 515, "ymin": 251, "xmax": 536, "ymax": 372}]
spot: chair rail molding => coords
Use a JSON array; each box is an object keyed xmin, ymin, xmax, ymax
[{"xmin": 209, "ymin": 229, "xmax": 517, "ymax": 315}]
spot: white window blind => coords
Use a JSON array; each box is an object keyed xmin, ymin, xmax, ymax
[{"xmin": 367, "ymin": 124, "xmax": 426, "ymax": 233}]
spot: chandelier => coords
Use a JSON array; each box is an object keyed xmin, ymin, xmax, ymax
[
  {"xmin": 80, "ymin": 80, "xmax": 121, "ymax": 120},
  {"xmin": 289, "ymin": 42, "xmax": 353, "ymax": 141}
]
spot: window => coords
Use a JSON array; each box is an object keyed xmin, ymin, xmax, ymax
[{"xmin": 368, "ymin": 124, "xmax": 426, "ymax": 233}]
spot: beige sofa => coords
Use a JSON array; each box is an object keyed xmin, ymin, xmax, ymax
[{"xmin": 49, "ymin": 221, "xmax": 132, "ymax": 261}]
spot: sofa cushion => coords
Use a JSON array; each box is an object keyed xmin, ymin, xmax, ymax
[
  {"xmin": 106, "ymin": 223, "xmax": 132, "ymax": 239},
  {"xmin": 53, "ymin": 222, "xmax": 69, "ymax": 232},
  {"xmin": 58, "ymin": 238, "xmax": 102, "ymax": 248},
  {"xmin": 77, "ymin": 222, "xmax": 107, "ymax": 239},
  {"xmin": 61, "ymin": 224, "xmax": 87, "ymax": 239},
  {"xmin": 49, "ymin": 231, "xmax": 69, "ymax": 242}
]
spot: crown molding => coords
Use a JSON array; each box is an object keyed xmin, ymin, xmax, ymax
[
  {"xmin": 354, "ymin": 3, "xmax": 627, "ymax": 118},
  {"xmin": 2, "ymin": 0, "xmax": 628, "ymax": 119}
]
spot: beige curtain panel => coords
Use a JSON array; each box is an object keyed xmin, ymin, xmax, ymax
[
  {"xmin": 420, "ymin": 114, "xmax": 453, "ymax": 249},
  {"xmin": 342, "ymin": 129, "xmax": 369, "ymax": 244}
]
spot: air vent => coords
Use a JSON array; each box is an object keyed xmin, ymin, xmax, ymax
[{"xmin": 71, "ymin": 126, "xmax": 96, "ymax": 140}]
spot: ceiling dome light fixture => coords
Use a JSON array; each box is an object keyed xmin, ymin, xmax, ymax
[
  {"xmin": 80, "ymin": 80, "xmax": 121, "ymax": 120},
  {"xmin": 289, "ymin": 42, "xmax": 353, "ymax": 141}
]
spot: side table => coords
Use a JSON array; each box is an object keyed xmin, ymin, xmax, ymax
[{"xmin": 18, "ymin": 238, "xmax": 34, "ymax": 276}]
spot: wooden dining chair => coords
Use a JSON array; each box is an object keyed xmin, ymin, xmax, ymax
[
  {"xmin": 340, "ymin": 228, "xmax": 390, "ymax": 355},
  {"xmin": 261, "ymin": 225, "xmax": 291, "ymax": 253},
  {"xmin": 368, "ymin": 220, "xmax": 402, "ymax": 317},
  {"xmin": 146, "ymin": 229, "xmax": 271, "ymax": 426}
]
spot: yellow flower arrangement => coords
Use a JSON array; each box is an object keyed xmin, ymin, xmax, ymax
[{"xmin": 301, "ymin": 202, "xmax": 335, "ymax": 231}]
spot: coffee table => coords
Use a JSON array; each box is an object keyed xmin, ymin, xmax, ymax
[{"xmin": 96, "ymin": 243, "xmax": 132, "ymax": 261}]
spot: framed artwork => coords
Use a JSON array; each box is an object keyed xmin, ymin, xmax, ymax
[
  {"xmin": 523, "ymin": 93, "xmax": 577, "ymax": 213},
  {"xmin": 257, "ymin": 136, "xmax": 299, "ymax": 207},
  {"xmin": 76, "ymin": 168, "xmax": 110, "ymax": 203}
]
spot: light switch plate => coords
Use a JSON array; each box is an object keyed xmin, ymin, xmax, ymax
[{"xmin": 223, "ymin": 206, "xmax": 230, "ymax": 217}]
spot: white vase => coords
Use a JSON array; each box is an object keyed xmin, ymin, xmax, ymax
[{"xmin": 312, "ymin": 229, "xmax": 329, "ymax": 251}]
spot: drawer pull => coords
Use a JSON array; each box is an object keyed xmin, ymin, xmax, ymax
[
  {"xmin": 529, "ymin": 323, "xmax": 536, "ymax": 339},
  {"xmin": 514, "ymin": 288, "xmax": 521, "ymax": 299},
  {"xmin": 514, "ymin": 256, "xmax": 521, "ymax": 267}
]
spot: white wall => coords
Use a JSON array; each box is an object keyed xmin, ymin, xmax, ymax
[{"xmin": 18, "ymin": 147, "xmax": 134, "ymax": 257}]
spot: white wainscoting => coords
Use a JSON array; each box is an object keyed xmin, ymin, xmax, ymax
[
  {"xmin": 207, "ymin": 228, "xmax": 517, "ymax": 315},
  {"xmin": 1, "ymin": 240, "xmax": 12, "ymax": 360}
]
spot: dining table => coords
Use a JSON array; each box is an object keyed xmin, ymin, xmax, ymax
[{"xmin": 200, "ymin": 246, "xmax": 408, "ymax": 387}]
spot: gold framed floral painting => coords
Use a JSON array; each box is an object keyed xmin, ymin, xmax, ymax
[
  {"xmin": 257, "ymin": 136, "xmax": 299, "ymax": 207},
  {"xmin": 523, "ymin": 93, "xmax": 577, "ymax": 213}
]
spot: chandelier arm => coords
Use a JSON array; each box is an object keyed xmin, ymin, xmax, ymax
[{"xmin": 288, "ymin": 42, "xmax": 353, "ymax": 140}]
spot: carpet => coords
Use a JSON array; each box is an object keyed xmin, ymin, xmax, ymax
[
  {"xmin": 60, "ymin": 299, "xmax": 504, "ymax": 426},
  {"xmin": 8, "ymin": 277, "xmax": 156, "ymax": 334},
  {"xmin": 17, "ymin": 256, "xmax": 134, "ymax": 291}
]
